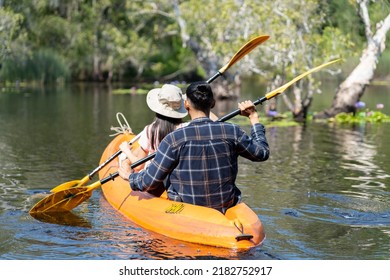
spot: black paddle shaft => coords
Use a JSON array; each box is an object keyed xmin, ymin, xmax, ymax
[
  {"xmin": 100, "ymin": 171, "xmax": 120, "ymax": 184},
  {"xmin": 127, "ymin": 95, "xmax": 269, "ymax": 170},
  {"xmin": 89, "ymin": 150, "xmax": 122, "ymax": 179},
  {"xmin": 206, "ymin": 72, "xmax": 221, "ymax": 84},
  {"xmin": 217, "ymin": 96, "xmax": 268, "ymax": 122},
  {"xmin": 91, "ymin": 70, "xmax": 224, "ymax": 182},
  {"xmin": 100, "ymin": 95, "xmax": 269, "ymax": 185}
]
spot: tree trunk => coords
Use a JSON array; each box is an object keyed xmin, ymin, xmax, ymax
[
  {"xmin": 315, "ymin": 4, "xmax": 390, "ymax": 119},
  {"xmin": 172, "ymin": 0, "xmax": 238, "ymax": 98}
]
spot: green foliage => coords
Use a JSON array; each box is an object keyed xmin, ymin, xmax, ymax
[
  {"xmin": 333, "ymin": 111, "xmax": 390, "ymax": 124},
  {"xmin": 312, "ymin": 27, "xmax": 357, "ymax": 58},
  {"xmin": 0, "ymin": 7, "xmax": 23, "ymax": 60},
  {"xmin": 1, "ymin": 0, "xmax": 389, "ymax": 89},
  {"xmin": 33, "ymin": 15, "xmax": 72, "ymax": 49},
  {"xmin": 375, "ymin": 50, "xmax": 390, "ymax": 81},
  {"xmin": 232, "ymin": 109, "xmax": 390, "ymax": 128},
  {"xmin": 321, "ymin": 0, "xmax": 366, "ymax": 45},
  {"xmin": 1, "ymin": 49, "xmax": 69, "ymax": 84},
  {"xmin": 111, "ymin": 88, "xmax": 149, "ymax": 95}
]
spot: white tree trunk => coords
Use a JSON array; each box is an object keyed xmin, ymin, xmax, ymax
[{"xmin": 317, "ymin": 3, "xmax": 390, "ymax": 118}]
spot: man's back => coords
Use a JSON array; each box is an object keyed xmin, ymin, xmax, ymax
[
  {"xmin": 137, "ymin": 117, "xmax": 269, "ymax": 212},
  {"xmin": 124, "ymin": 81, "xmax": 269, "ymax": 213}
]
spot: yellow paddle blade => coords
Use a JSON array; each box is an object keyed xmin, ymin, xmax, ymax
[
  {"xmin": 50, "ymin": 175, "xmax": 90, "ymax": 193},
  {"xmin": 219, "ymin": 35, "xmax": 270, "ymax": 74},
  {"xmin": 30, "ymin": 185, "xmax": 95, "ymax": 213},
  {"xmin": 50, "ymin": 180, "xmax": 81, "ymax": 193},
  {"xmin": 265, "ymin": 58, "xmax": 341, "ymax": 100}
]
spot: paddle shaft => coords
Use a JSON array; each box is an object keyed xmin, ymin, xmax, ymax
[
  {"xmin": 218, "ymin": 96, "xmax": 268, "ymax": 122},
  {"xmin": 131, "ymin": 96, "xmax": 269, "ymax": 165},
  {"xmin": 31, "ymin": 58, "xmax": 340, "ymax": 214},
  {"xmin": 87, "ymin": 133, "xmax": 141, "ymax": 179},
  {"xmin": 91, "ymin": 63, "xmax": 229, "ymax": 179},
  {"xmin": 206, "ymin": 72, "xmax": 222, "ymax": 84},
  {"xmin": 29, "ymin": 94, "xmax": 267, "ymax": 213},
  {"xmin": 99, "ymin": 95, "xmax": 271, "ymax": 185},
  {"xmin": 96, "ymin": 58, "xmax": 342, "ymax": 186},
  {"xmin": 54, "ymin": 35, "xmax": 269, "ymax": 189},
  {"xmin": 91, "ymin": 72, "xmax": 220, "ymax": 183}
]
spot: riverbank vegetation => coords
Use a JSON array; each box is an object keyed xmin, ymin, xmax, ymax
[
  {"xmin": 1, "ymin": 0, "xmax": 389, "ymax": 122},
  {"xmin": 1, "ymin": 1, "xmax": 388, "ymax": 84}
]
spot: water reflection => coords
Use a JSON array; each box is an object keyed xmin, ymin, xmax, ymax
[
  {"xmin": 333, "ymin": 125, "xmax": 389, "ymax": 198},
  {"xmin": 29, "ymin": 211, "xmax": 91, "ymax": 228},
  {"xmin": 245, "ymin": 123, "xmax": 390, "ymax": 259}
]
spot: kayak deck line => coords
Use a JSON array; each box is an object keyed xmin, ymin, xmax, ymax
[{"xmin": 98, "ymin": 132, "xmax": 265, "ymax": 250}]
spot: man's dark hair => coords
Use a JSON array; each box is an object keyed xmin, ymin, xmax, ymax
[{"xmin": 186, "ymin": 82, "xmax": 215, "ymax": 112}]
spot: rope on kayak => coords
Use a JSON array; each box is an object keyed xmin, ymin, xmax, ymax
[{"xmin": 109, "ymin": 112, "xmax": 133, "ymax": 137}]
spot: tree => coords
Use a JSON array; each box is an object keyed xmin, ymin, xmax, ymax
[
  {"xmin": 316, "ymin": 0, "xmax": 390, "ymax": 118},
  {"xmin": 0, "ymin": 7, "xmax": 23, "ymax": 61},
  {"xmin": 171, "ymin": 0, "xmax": 350, "ymax": 114}
]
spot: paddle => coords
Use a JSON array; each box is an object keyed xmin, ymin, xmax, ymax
[
  {"xmin": 48, "ymin": 35, "xmax": 270, "ymax": 194},
  {"xmin": 206, "ymin": 35, "xmax": 270, "ymax": 83},
  {"xmin": 29, "ymin": 58, "xmax": 340, "ymax": 214},
  {"xmin": 218, "ymin": 58, "xmax": 341, "ymax": 122},
  {"xmin": 49, "ymin": 133, "xmax": 141, "ymax": 193}
]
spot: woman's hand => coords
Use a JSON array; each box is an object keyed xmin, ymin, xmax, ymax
[
  {"xmin": 119, "ymin": 142, "xmax": 131, "ymax": 154},
  {"xmin": 119, "ymin": 141, "xmax": 139, "ymax": 165}
]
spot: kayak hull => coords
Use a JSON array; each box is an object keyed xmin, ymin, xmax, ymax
[{"xmin": 99, "ymin": 132, "xmax": 265, "ymax": 250}]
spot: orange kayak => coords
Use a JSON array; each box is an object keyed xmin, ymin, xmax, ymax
[{"xmin": 98, "ymin": 132, "xmax": 265, "ymax": 250}]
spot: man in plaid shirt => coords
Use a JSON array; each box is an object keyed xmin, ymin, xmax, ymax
[{"xmin": 118, "ymin": 81, "xmax": 269, "ymax": 213}]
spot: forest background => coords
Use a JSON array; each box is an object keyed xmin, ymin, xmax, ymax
[{"xmin": 1, "ymin": 0, "xmax": 389, "ymax": 120}]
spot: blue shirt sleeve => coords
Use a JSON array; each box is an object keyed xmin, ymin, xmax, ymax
[{"xmin": 236, "ymin": 123, "xmax": 269, "ymax": 161}]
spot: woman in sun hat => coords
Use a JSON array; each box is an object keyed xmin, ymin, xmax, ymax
[
  {"xmin": 143, "ymin": 84, "xmax": 188, "ymax": 151},
  {"xmin": 119, "ymin": 84, "xmax": 188, "ymax": 171}
]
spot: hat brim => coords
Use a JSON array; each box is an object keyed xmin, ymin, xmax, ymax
[{"xmin": 146, "ymin": 88, "xmax": 188, "ymax": 119}]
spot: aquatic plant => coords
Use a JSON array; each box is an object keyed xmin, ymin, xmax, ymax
[{"xmin": 333, "ymin": 110, "xmax": 390, "ymax": 123}]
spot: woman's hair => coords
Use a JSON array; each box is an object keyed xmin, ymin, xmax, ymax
[
  {"xmin": 146, "ymin": 113, "xmax": 182, "ymax": 150},
  {"xmin": 186, "ymin": 82, "xmax": 215, "ymax": 112}
]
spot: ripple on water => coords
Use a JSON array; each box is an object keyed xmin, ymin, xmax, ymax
[{"xmin": 294, "ymin": 192, "xmax": 390, "ymax": 227}]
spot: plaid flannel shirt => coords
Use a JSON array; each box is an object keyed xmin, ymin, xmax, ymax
[{"xmin": 129, "ymin": 117, "xmax": 269, "ymax": 212}]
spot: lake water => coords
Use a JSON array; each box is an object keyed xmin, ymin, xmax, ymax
[{"xmin": 0, "ymin": 83, "xmax": 389, "ymax": 260}]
